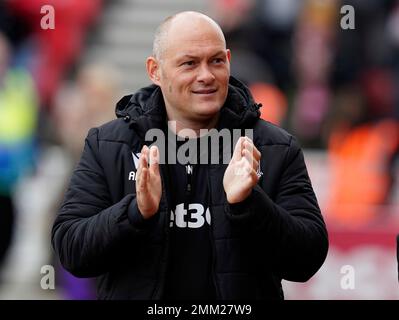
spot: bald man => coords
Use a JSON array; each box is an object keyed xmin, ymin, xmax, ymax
[{"xmin": 52, "ymin": 11, "xmax": 328, "ymax": 300}]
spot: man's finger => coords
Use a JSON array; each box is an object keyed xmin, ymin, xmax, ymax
[
  {"xmin": 149, "ymin": 145, "xmax": 160, "ymax": 176},
  {"xmin": 138, "ymin": 167, "xmax": 148, "ymax": 191},
  {"xmin": 242, "ymin": 149, "xmax": 259, "ymax": 170},
  {"xmin": 253, "ymin": 145, "xmax": 261, "ymax": 161},
  {"xmin": 243, "ymin": 138, "xmax": 261, "ymax": 161},
  {"xmin": 136, "ymin": 145, "xmax": 149, "ymax": 185},
  {"xmin": 249, "ymin": 166, "xmax": 259, "ymax": 184},
  {"xmin": 232, "ymin": 137, "xmax": 244, "ymax": 161},
  {"xmin": 141, "ymin": 146, "xmax": 149, "ymax": 168}
]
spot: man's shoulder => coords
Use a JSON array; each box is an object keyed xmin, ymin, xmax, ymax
[
  {"xmin": 253, "ymin": 119, "xmax": 293, "ymax": 147},
  {"xmin": 88, "ymin": 118, "xmax": 138, "ymax": 146}
]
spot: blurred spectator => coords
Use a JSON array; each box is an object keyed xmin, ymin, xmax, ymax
[
  {"xmin": 250, "ymin": 0, "xmax": 303, "ymax": 90},
  {"xmin": 50, "ymin": 63, "xmax": 120, "ymax": 299},
  {"xmin": 6, "ymin": 0, "xmax": 102, "ymax": 108},
  {"xmin": 0, "ymin": 32, "xmax": 38, "ymax": 268},
  {"xmin": 249, "ymin": 82, "xmax": 288, "ymax": 126},
  {"xmin": 327, "ymin": 119, "xmax": 399, "ymax": 226},
  {"xmin": 210, "ymin": 0, "xmax": 255, "ymax": 33},
  {"xmin": 325, "ymin": 65, "xmax": 399, "ymax": 226},
  {"xmin": 210, "ymin": 0, "xmax": 273, "ymax": 85},
  {"xmin": 291, "ymin": 0, "xmax": 338, "ymax": 147},
  {"xmin": 386, "ymin": 1, "xmax": 399, "ymax": 119},
  {"xmin": 53, "ymin": 63, "xmax": 119, "ymax": 160},
  {"xmin": 210, "ymin": 0, "xmax": 300, "ymax": 88}
]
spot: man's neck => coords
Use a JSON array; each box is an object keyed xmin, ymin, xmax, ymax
[{"xmin": 167, "ymin": 114, "xmax": 220, "ymax": 138}]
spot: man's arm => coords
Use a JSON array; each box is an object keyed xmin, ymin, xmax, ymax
[
  {"xmin": 51, "ymin": 129, "xmax": 158, "ymax": 278},
  {"xmin": 224, "ymin": 136, "xmax": 328, "ymax": 282}
]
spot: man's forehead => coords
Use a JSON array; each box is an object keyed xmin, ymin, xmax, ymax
[
  {"xmin": 168, "ymin": 27, "xmax": 224, "ymax": 43},
  {"xmin": 164, "ymin": 29, "xmax": 226, "ymax": 59}
]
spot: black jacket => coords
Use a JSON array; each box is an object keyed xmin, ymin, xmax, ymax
[{"xmin": 52, "ymin": 77, "xmax": 328, "ymax": 299}]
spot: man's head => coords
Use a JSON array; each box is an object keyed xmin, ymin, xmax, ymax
[{"xmin": 146, "ymin": 11, "xmax": 231, "ymax": 128}]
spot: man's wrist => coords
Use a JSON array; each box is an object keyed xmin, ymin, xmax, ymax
[
  {"xmin": 137, "ymin": 204, "xmax": 158, "ymax": 219},
  {"xmin": 226, "ymin": 190, "xmax": 251, "ymax": 205},
  {"xmin": 129, "ymin": 201, "xmax": 159, "ymax": 230}
]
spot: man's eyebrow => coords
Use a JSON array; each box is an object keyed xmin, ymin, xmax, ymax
[
  {"xmin": 175, "ymin": 50, "xmax": 226, "ymax": 61},
  {"xmin": 176, "ymin": 54, "xmax": 198, "ymax": 61},
  {"xmin": 210, "ymin": 50, "xmax": 226, "ymax": 58}
]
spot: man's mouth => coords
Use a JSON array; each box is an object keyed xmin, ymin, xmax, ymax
[{"xmin": 192, "ymin": 88, "xmax": 217, "ymax": 94}]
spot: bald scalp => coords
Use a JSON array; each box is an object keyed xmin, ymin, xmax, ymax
[{"xmin": 152, "ymin": 11, "xmax": 226, "ymax": 61}]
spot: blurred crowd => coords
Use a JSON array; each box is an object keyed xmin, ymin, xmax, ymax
[
  {"xmin": 0, "ymin": 0, "xmax": 117, "ymax": 299},
  {"xmin": 0, "ymin": 0, "xmax": 398, "ymax": 299},
  {"xmin": 212, "ymin": 0, "xmax": 399, "ymax": 226}
]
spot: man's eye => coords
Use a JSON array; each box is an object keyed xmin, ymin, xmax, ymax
[
  {"xmin": 182, "ymin": 61, "xmax": 195, "ymax": 66},
  {"xmin": 212, "ymin": 58, "xmax": 224, "ymax": 64}
]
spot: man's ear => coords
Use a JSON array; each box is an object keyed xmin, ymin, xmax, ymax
[
  {"xmin": 226, "ymin": 49, "xmax": 231, "ymax": 63},
  {"xmin": 146, "ymin": 56, "xmax": 161, "ymax": 86}
]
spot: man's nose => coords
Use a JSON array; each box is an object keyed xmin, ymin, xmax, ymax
[{"xmin": 197, "ymin": 64, "xmax": 215, "ymax": 84}]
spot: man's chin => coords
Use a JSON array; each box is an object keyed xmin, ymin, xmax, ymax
[{"xmin": 194, "ymin": 105, "xmax": 222, "ymax": 119}]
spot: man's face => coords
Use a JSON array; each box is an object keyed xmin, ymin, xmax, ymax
[{"xmin": 152, "ymin": 19, "xmax": 231, "ymax": 123}]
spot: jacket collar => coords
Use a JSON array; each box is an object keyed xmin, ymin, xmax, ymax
[{"xmin": 115, "ymin": 76, "xmax": 261, "ymax": 138}]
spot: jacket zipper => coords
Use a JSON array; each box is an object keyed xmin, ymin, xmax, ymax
[{"xmin": 185, "ymin": 164, "xmax": 193, "ymax": 212}]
